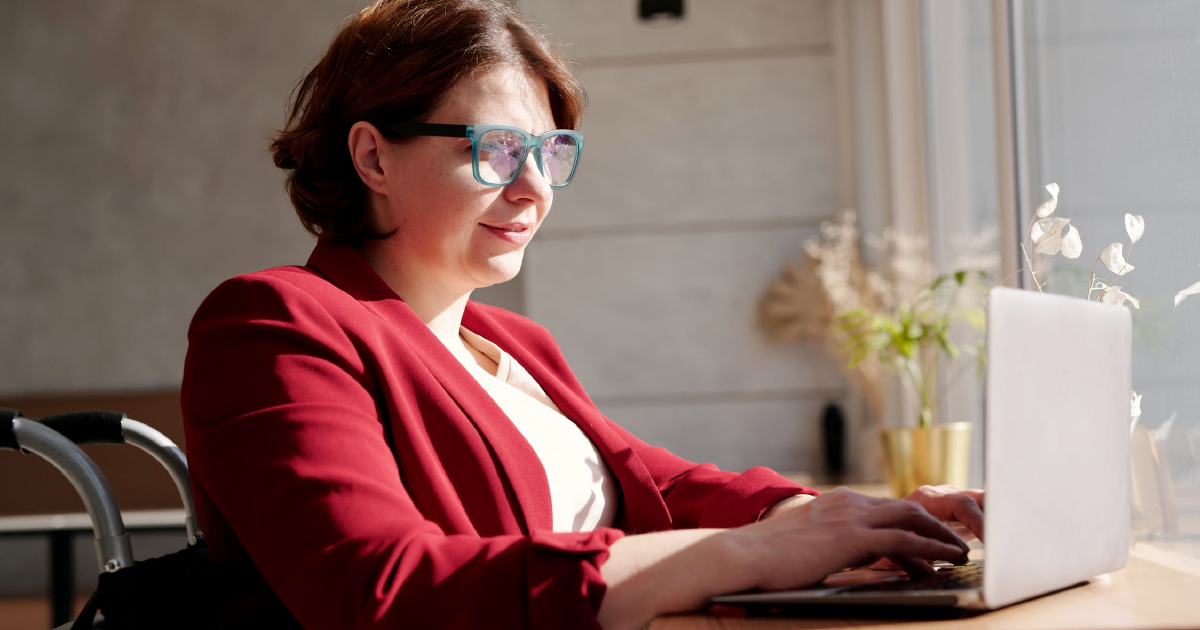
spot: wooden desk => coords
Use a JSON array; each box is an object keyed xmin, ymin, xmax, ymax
[{"xmin": 649, "ymin": 556, "xmax": 1200, "ymax": 629}]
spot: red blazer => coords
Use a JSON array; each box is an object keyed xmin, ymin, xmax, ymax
[{"xmin": 181, "ymin": 238, "xmax": 814, "ymax": 630}]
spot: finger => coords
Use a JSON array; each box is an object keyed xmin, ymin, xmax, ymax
[
  {"xmin": 909, "ymin": 487, "xmax": 986, "ymax": 543},
  {"xmin": 867, "ymin": 528, "xmax": 968, "ymax": 564},
  {"xmin": 931, "ymin": 492, "xmax": 988, "ymax": 540},
  {"xmin": 869, "ymin": 557, "xmax": 902, "ymax": 571},
  {"xmin": 947, "ymin": 521, "xmax": 977, "ymax": 543},
  {"xmin": 909, "ymin": 485, "xmax": 985, "ymax": 511},
  {"xmin": 930, "ymin": 486, "xmax": 984, "ymax": 509},
  {"xmin": 889, "ymin": 556, "xmax": 936, "ymax": 577},
  {"xmin": 942, "ymin": 493, "xmax": 985, "ymax": 543},
  {"xmin": 854, "ymin": 555, "xmax": 884, "ymax": 569},
  {"xmin": 866, "ymin": 500, "xmax": 969, "ymax": 552},
  {"xmin": 965, "ymin": 488, "xmax": 985, "ymax": 510}
]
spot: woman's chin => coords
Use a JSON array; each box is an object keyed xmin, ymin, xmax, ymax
[{"xmin": 471, "ymin": 255, "xmax": 524, "ymax": 288}]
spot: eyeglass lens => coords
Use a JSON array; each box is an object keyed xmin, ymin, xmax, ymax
[
  {"xmin": 541, "ymin": 134, "xmax": 579, "ymax": 186},
  {"xmin": 477, "ymin": 129, "xmax": 579, "ymax": 186}
]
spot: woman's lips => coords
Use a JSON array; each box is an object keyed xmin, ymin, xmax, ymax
[{"xmin": 481, "ymin": 223, "xmax": 533, "ymax": 246}]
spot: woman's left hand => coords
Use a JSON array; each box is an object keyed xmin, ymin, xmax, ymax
[
  {"xmin": 901, "ymin": 485, "xmax": 985, "ymax": 543},
  {"xmin": 765, "ymin": 486, "xmax": 984, "ymax": 541},
  {"xmin": 866, "ymin": 485, "xmax": 984, "ymax": 572}
]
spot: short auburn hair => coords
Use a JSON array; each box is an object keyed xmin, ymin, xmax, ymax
[{"xmin": 268, "ymin": 0, "xmax": 585, "ymax": 244}]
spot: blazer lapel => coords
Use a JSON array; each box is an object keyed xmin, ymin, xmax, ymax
[
  {"xmin": 464, "ymin": 303, "xmax": 673, "ymax": 534},
  {"xmin": 305, "ymin": 240, "xmax": 554, "ymax": 534}
]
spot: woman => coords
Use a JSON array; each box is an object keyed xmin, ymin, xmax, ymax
[{"xmin": 181, "ymin": 1, "xmax": 984, "ymax": 629}]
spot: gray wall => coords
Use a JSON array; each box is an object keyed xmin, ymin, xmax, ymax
[
  {"xmin": 520, "ymin": 0, "xmax": 844, "ymax": 474},
  {"xmin": 0, "ymin": 1, "xmax": 362, "ymax": 395},
  {"xmin": 0, "ymin": 1, "xmax": 536, "ymax": 397},
  {"xmin": 0, "ymin": 0, "xmax": 843, "ymax": 601},
  {"xmin": 1, "ymin": 0, "xmax": 844, "ymax": 470}
]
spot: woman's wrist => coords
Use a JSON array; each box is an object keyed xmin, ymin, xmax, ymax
[
  {"xmin": 597, "ymin": 494, "xmax": 819, "ymax": 628},
  {"xmin": 761, "ymin": 493, "xmax": 817, "ymax": 520},
  {"xmin": 598, "ymin": 528, "xmax": 756, "ymax": 629},
  {"xmin": 706, "ymin": 525, "xmax": 767, "ymax": 593}
]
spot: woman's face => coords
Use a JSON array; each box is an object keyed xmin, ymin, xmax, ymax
[{"xmin": 370, "ymin": 65, "xmax": 557, "ymax": 294}]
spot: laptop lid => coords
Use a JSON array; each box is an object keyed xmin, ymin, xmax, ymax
[{"xmin": 983, "ymin": 287, "xmax": 1131, "ymax": 608}]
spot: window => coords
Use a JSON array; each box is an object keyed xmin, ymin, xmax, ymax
[
  {"xmin": 919, "ymin": 0, "xmax": 1200, "ymax": 554},
  {"xmin": 1011, "ymin": 0, "xmax": 1200, "ymax": 549}
]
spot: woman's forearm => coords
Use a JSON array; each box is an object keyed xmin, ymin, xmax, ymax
[
  {"xmin": 596, "ymin": 528, "xmax": 750, "ymax": 630},
  {"xmin": 593, "ymin": 488, "xmax": 974, "ymax": 629}
]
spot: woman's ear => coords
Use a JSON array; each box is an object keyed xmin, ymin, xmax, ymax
[{"xmin": 348, "ymin": 121, "xmax": 390, "ymax": 195}]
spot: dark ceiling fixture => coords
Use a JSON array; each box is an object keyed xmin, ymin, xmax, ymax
[{"xmin": 638, "ymin": 0, "xmax": 684, "ymax": 20}]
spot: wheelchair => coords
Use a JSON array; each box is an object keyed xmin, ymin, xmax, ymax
[{"xmin": 1, "ymin": 409, "xmax": 210, "ymax": 629}]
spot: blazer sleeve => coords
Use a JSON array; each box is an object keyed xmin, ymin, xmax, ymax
[
  {"xmin": 182, "ymin": 275, "xmax": 623, "ymax": 630},
  {"xmin": 606, "ymin": 420, "xmax": 818, "ymax": 529}
]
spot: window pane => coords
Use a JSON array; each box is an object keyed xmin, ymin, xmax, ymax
[{"xmin": 1016, "ymin": 0, "xmax": 1200, "ymax": 550}]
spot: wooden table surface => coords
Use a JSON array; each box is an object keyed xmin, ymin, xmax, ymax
[{"xmin": 649, "ymin": 556, "xmax": 1200, "ymax": 630}]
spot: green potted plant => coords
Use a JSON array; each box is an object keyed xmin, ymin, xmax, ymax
[
  {"xmin": 759, "ymin": 210, "xmax": 989, "ymax": 494},
  {"xmin": 762, "ymin": 183, "xmax": 1165, "ymax": 496},
  {"xmin": 835, "ymin": 269, "xmax": 986, "ymax": 497}
]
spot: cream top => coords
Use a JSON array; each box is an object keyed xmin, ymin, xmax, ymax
[{"xmin": 458, "ymin": 327, "xmax": 618, "ymax": 533}]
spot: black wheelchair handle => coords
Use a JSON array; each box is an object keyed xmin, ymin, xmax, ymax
[
  {"xmin": 39, "ymin": 410, "xmax": 128, "ymax": 445},
  {"xmin": 0, "ymin": 411, "xmax": 134, "ymax": 573},
  {"xmin": 0, "ymin": 408, "xmax": 22, "ymax": 451},
  {"xmin": 35, "ymin": 409, "xmax": 203, "ymax": 546}
]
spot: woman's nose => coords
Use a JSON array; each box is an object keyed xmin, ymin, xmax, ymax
[{"xmin": 503, "ymin": 149, "xmax": 553, "ymax": 203}]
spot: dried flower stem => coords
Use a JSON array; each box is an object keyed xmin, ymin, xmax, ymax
[
  {"xmin": 1021, "ymin": 214, "xmax": 1047, "ymax": 292},
  {"xmin": 1020, "ymin": 243, "xmax": 1046, "ymax": 293},
  {"xmin": 1086, "ymin": 256, "xmax": 1104, "ymax": 301}
]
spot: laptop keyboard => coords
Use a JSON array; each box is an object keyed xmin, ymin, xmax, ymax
[{"xmin": 846, "ymin": 560, "xmax": 983, "ymax": 593}]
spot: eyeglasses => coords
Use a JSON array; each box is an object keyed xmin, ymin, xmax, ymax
[{"xmin": 372, "ymin": 121, "xmax": 584, "ymax": 189}]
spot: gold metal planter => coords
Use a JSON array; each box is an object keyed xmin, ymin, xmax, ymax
[{"xmin": 881, "ymin": 422, "xmax": 971, "ymax": 498}]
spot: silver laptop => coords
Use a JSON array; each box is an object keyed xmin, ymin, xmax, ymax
[{"xmin": 713, "ymin": 287, "xmax": 1132, "ymax": 610}]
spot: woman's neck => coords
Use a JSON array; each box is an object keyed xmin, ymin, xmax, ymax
[{"xmin": 357, "ymin": 241, "xmax": 472, "ymax": 344}]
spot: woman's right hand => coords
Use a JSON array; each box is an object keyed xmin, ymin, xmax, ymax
[
  {"xmin": 724, "ymin": 487, "xmax": 970, "ymax": 591},
  {"xmin": 598, "ymin": 488, "xmax": 971, "ymax": 630}
]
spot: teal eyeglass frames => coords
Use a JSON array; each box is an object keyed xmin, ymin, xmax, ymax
[{"xmin": 373, "ymin": 121, "xmax": 584, "ymax": 189}]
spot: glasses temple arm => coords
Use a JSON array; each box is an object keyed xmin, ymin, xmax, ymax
[{"xmin": 375, "ymin": 121, "xmax": 469, "ymax": 138}]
